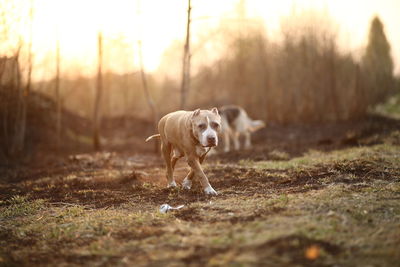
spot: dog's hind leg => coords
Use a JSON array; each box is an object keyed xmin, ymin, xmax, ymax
[
  {"xmin": 161, "ymin": 141, "xmax": 177, "ymax": 187},
  {"xmin": 171, "ymin": 148, "xmax": 183, "ymax": 174},
  {"xmin": 171, "ymin": 155, "xmax": 180, "ymax": 171}
]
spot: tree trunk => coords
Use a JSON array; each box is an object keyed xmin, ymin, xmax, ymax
[
  {"xmin": 354, "ymin": 64, "xmax": 366, "ymax": 118},
  {"xmin": 10, "ymin": 52, "xmax": 22, "ymax": 155},
  {"xmin": 138, "ymin": 39, "xmax": 159, "ymax": 152},
  {"xmin": 12, "ymin": 3, "xmax": 33, "ymax": 154},
  {"xmin": 93, "ymin": 32, "xmax": 103, "ymax": 151},
  {"xmin": 55, "ymin": 38, "xmax": 62, "ymax": 148},
  {"xmin": 180, "ymin": 0, "xmax": 191, "ymax": 110},
  {"xmin": 17, "ymin": 49, "xmax": 32, "ymax": 151}
]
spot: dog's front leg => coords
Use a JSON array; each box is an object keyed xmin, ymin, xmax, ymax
[
  {"xmin": 244, "ymin": 131, "xmax": 252, "ymax": 149},
  {"xmin": 182, "ymin": 153, "xmax": 206, "ymax": 190},
  {"xmin": 182, "ymin": 170, "xmax": 194, "ymax": 189},
  {"xmin": 187, "ymin": 156, "xmax": 218, "ymax": 195},
  {"xmin": 232, "ymin": 132, "xmax": 240, "ymax": 150},
  {"xmin": 223, "ymin": 130, "xmax": 230, "ymax": 152}
]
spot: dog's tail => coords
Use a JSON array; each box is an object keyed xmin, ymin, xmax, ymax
[
  {"xmin": 248, "ymin": 119, "xmax": 265, "ymax": 132},
  {"xmin": 145, "ymin": 134, "xmax": 161, "ymax": 142}
]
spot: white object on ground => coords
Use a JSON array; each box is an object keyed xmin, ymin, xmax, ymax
[{"xmin": 159, "ymin": 204, "xmax": 185, "ymax": 213}]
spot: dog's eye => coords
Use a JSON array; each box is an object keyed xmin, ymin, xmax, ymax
[
  {"xmin": 211, "ymin": 122, "xmax": 220, "ymax": 129},
  {"xmin": 198, "ymin": 123, "xmax": 206, "ymax": 130}
]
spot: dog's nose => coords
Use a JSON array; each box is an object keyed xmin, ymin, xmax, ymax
[{"xmin": 207, "ymin": 136, "xmax": 216, "ymax": 145}]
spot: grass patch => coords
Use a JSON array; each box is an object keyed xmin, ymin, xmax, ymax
[
  {"xmin": 0, "ymin": 195, "xmax": 45, "ymax": 219},
  {"xmin": 241, "ymin": 144, "xmax": 400, "ymax": 171},
  {"xmin": 375, "ymin": 94, "xmax": 400, "ymax": 119}
]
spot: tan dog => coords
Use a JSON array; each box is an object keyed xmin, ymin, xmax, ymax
[{"xmin": 146, "ymin": 108, "xmax": 221, "ymax": 195}]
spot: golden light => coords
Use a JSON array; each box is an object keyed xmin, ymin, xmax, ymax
[{"xmin": 2, "ymin": 0, "xmax": 400, "ymax": 81}]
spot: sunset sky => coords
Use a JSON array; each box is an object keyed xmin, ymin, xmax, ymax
[{"xmin": 3, "ymin": 0, "xmax": 400, "ymax": 80}]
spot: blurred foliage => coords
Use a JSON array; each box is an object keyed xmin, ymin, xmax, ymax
[
  {"xmin": 188, "ymin": 14, "xmax": 396, "ymax": 123},
  {"xmin": 1, "ymin": 12, "xmax": 398, "ymax": 158},
  {"xmin": 362, "ymin": 16, "xmax": 395, "ymax": 104}
]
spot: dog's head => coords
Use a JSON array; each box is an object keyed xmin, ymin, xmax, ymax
[{"xmin": 191, "ymin": 107, "xmax": 221, "ymax": 147}]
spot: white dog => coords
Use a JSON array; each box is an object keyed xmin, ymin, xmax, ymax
[{"xmin": 218, "ymin": 105, "xmax": 265, "ymax": 152}]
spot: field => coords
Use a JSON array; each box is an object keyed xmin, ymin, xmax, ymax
[{"xmin": 1, "ymin": 115, "xmax": 400, "ymax": 266}]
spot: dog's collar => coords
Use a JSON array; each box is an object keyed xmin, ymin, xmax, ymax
[
  {"xmin": 189, "ymin": 120, "xmax": 201, "ymax": 145},
  {"xmin": 190, "ymin": 128, "xmax": 201, "ymax": 146}
]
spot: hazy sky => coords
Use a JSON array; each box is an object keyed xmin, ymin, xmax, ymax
[{"xmin": 7, "ymin": 0, "xmax": 400, "ymax": 79}]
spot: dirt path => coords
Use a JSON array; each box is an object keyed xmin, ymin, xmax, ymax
[{"xmin": 1, "ymin": 115, "xmax": 400, "ymax": 266}]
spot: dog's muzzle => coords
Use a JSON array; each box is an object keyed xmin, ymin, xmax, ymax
[{"xmin": 206, "ymin": 136, "xmax": 217, "ymax": 147}]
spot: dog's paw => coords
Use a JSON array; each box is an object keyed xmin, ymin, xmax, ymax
[
  {"xmin": 182, "ymin": 178, "xmax": 192, "ymax": 190},
  {"xmin": 167, "ymin": 181, "xmax": 177, "ymax": 188},
  {"xmin": 204, "ymin": 185, "xmax": 218, "ymax": 195}
]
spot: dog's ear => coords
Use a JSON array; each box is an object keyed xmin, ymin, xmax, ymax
[
  {"xmin": 192, "ymin": 109, "xmax": 201, "ymax": 117},
  {"xmin": 211, "ymin": 107, "xmax": 219, "ymax": 115}
]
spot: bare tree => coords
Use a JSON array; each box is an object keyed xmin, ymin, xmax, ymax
[
  {"xmin": 93, "ymin": 32, "xmax": 103, "ymax": 150},
  {"xmin": 328, "ymin": 40, "xmax": 338, "ymax": 120},
  {"xmin": 1, "ymin": 1, "xmax": 25, "ymax": 156},
  {"xmin": 138, "ymin": 39, "xmax": 159, "ymax": 152},
  {"xmin": 0, "ymin": 53, "xmax": 21, "ymax": 156},
  {"xmin": 137, "ymin": 0, "xmax": 159, "ymax": 151},
  {"xmin": 180, "ymin": 0, "xmax": 191, "ymax": 110},
  {"xmin": 55, "ymin": 37, "xmax": 61, "ymax": 147},
  {"xmin": 12, "ymin": 0, "xmax": 33, "ymax": 154}
]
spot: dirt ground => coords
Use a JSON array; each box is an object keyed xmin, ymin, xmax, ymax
[{"xmin": 0, "ymin": 114, "xmax": 400, "ymax": 266}]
